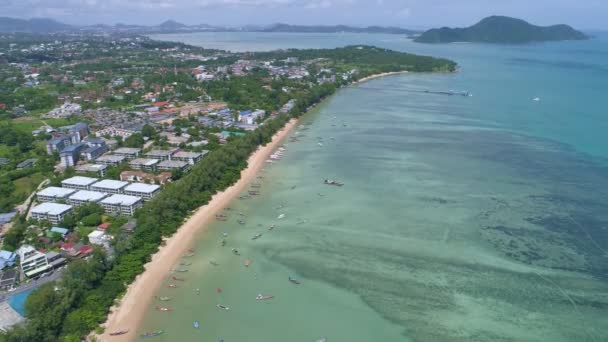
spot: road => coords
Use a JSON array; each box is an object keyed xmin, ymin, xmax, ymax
[{"xmin": 17, "ymin": 178, "xmax": 50, "ymax": 217}]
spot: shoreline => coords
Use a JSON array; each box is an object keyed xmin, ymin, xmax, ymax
[
  {"xmin": 354, "ymin": 71, "xmax": 409, "ymax": 84},
  {"xmin": 99, "ymin": 118, "xmax": 299, "ymax": 341}
]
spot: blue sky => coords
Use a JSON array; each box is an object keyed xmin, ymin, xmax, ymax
[{"xmin": 1, "ymin": 0, "xmax": 604, "ymax": 29}]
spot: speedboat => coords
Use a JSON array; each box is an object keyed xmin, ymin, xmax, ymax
[
  {"xmin": 268, "ymin": 225, "xmax": 276, "ymax": 231},
  {"xmin": 288, "ymin": 276, "xmax": 301, "ymax": 285},
  {"xmin": 323, "ymin": 179, "xmax": 344, "ymax": 187},
  {"xmin": 168, "ymin": 284, "xmax": 178, "ymax": 288},
  {"xmin": 155, "ymin": 306, "xmax": 173, "ymax": 312},
  {"xmin": 252, "ymin": 233, "xmax": 263, "ymax": 240},
  {"xmin": 109, "ymin": 330, "xmax": 129, "ymax": 336},
  {"xmin": 256, "ymin": 294, "xmax": 274, "ymax": 300},
  {"xmin": 533, "ymin": 97, "xmax": 541, "ymax": 102},
  {"xmin": 216, "ymin": 304, "xmax": 230, "ymax": 310},
  {"xmin": 193, "ymin": 321, "xmax": 200, "ymax": 329},
  {"xmin": 277, "ymin": 214, "xmax": 285, "ymax": 219}
]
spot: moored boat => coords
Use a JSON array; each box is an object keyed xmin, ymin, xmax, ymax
[
  {"xmin": 210, "ymin": 260, "xmax": 219, "ymax": 266},
  {"xmin": 316, "ymin": 338, "xmax": 327, "ymax": 342},
  {"xmin": 288, "ymin": 276, "xmax": 301, "ymax": 285},
  {"xmin": 140, "ymin": 330, "xmax": 164, "ymax": 339},
  {"xmin": 255, "ymin": 294, "xmax": 274, "ymax": 300},
  {"xmin": 252, "ymin": 233, "xmax": 263, "ymax": 240},
  {"xmin": 323, "ymin": 179, "xmax": 344, "ymax": 186},
  {"xmin": 155, "ymin": 306, "xmax": 173, "ymax": 312},
  {"xmin": 173, "ymin": 268, "xmax": 188, "ymax": 273},
  {"xmin": 155, "ymin": 296, "xmax": 171, "ymax": 301},
  {"xmin": 172, "ymin": 276, "xmax": 185, "ymax": 281},
  {"xmin": 216, "ymin": 304, "xmax": 230, "ymax": 310},
  {"xmin": 179, "ymin": 262, "xmax": 192, "ymax": 266},
  {"xmin": 109, "ymin": 330, "xmax": 129, "ymax": 336},
  {"xmin": 193, "ymin": 321, "xmax": 200, "ymax": 329},
  {"xmin": 244, "ymin": 259, "xmax": 252, "ymax": 267},
  {"xmin": 168, "ymin": 284, "xmax": 178, "ymax": 288}
]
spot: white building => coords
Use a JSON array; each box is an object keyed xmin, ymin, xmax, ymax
[
  {"xmin": 124, "ymin": 183, "xmax": 161, "ymax": 201},
  {"xmin": 145, "ymin": 149, "xmax": 175, "ymax": 161},
  {"xmin": 112, "ymin": 147, "xmax": 141, "ymax": 160},
  {"xmin": 90, "ymin": 179, "xmax": 129, "ymax": 194},
  {"xmin": 61, "ymin": 176, "xmax": 99, "ymax": 190},
  {"xmin": 157, "ymin": 160, "xmax": 189, "ymax": 172},
  {"xmin": 67, "ymin": 190, "xmax": 107, "ymax": 207},
  {"xmin": 172, "ymin": 151, "xmax": 207, "ymax": 165},
  {"xmin": 100, "ymin": 194, "xmax": 143, "ymax": 216},
  {"xmin": 88, "ymin": 230, "xmax": 110, "ymax": 247},
  {"xmin": 74, "ymin": 164, "xmax": 108, "ymax": 177},
  {"xmin": 17, "ymin": 245, "xmax": 50, "ymax": 278},
  {"xmin": 36, "ymin": 187, "xmax": 76, "ymax": 203},
  {"xmin": 31, "ymin": 202, "xmax": 73, "ymax": 225},
  {"xmin": 128, "ymin": 158, "xmax": 159, "ymax": 172},
  {"xmin": 95, "ymin": 154, "xmax": 126, "ymax": 166}
]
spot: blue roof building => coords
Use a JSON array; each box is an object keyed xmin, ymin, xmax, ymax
[{"xmin": 0, "ymin": 250, "xmax": 17, "ymax": 269}]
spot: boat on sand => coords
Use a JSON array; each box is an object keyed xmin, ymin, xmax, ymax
[{"xmin": 109, "ymin": 330, "xmax": 129, "ymax": 336}]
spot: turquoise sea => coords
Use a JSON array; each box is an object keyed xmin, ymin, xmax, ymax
[{"xmin": 140, "ymin": 32, "xmax": 608, "ymax": 341}]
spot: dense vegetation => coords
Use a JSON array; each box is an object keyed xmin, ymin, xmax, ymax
[{"xmin": 414, "ymin": 16, "xmax": 588, "ymax": 44}]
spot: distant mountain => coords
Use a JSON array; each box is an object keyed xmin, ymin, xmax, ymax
[
  {"xmin": 0, "ymin": 17, "xmax": 72, "ymax": 33},
  {"xmin": 414, "ymin": 16, "xmax": 588, "ymax": 44},
  {"xmin": 158, "ymin": 20, "xmax": 187, "ymax": 30},
  {"xmin": 261, "ymin": 23, "xmax": 418, "ymax": 35}
]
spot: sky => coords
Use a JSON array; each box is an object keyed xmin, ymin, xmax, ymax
[{"xmin": 1, "ymin": 0, "xmax": 605, "ymax": 30}]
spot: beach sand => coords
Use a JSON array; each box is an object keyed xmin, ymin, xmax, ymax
[
  {"xmin": 99, "ymin": 118, "xmax": 298, "ymax": 341},
  {"xmin": 354, "ymin": 71, "xmax": 409, "ymax": 84}
]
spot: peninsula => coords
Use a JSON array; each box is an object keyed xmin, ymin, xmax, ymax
[{"xmin": 414, "ymin": 16, "xmax": 588, "ymax": 44}]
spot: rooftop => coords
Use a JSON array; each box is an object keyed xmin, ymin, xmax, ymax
[
  {"xmin": 91, "ymin": 179, "xmax": 129, "ymax": 190},
  {"xmin": 173, "ymin": 151, "xmax": 207, "ymax": 158},
  {"xmin": 129, "ymin": 158, "xmax": 159, "ymax": 166},
  {"xmin": 61, "ymin": 142, "xmax": 85, "ymax": 153},
  {"xmin": 74, "ymin": 164, "xmax": 108, "ymax": 173},
  {"xmin": 31, "ymin": 202, "xmax": 73, "ymax": 216},
  {"xmin": 37, "ymin": 187, "xmax": 76, "ymax": 198},
  {"xmin": 69, "ymin": 190, "xmax": 107, "ymax": 202},
  {"xmin": 158, "ymin": 160, "xmax": 188, "ymax": 168},
  {"xmin": 62, "ymin": 176, "xmax": 99, "ymax": 187},
  {"xmin": 101, "ymin": 194, "xmax": 142, "ymax": 206},
  {"xmin": 124, "ymin": 183, "xmax": 160, "ymax": 194},
  {"xmin": 114, "ymin": 147, "xmax": 141, "ymax": 154},
  {"xmin": 96, "ymin": 154, "xmax": 126, "ymax": 162},
  {"xmin": 145, "ymin": 149, "xmax": 175, "ymax": 157}
]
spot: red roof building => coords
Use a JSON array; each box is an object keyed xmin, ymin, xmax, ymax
[
  {"xmin": 60, "ymin": 242, "xmax": 76, "ymax": 252},
  {"xmin": 153, "ymin": 101, "xmax": 170, "ymax": 108},
  {"xmin": 78, "ymin": 245, "xmax": 93, "ymax": 257},
  {"xmin": 98, "ymin": 222, "xmax": 112, "ymax": 231}
]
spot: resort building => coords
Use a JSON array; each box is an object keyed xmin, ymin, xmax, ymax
[
  {"xmin": 16, "ymin": 245, "xmax": 50, "ymax": 278},
  {"xmin": 145, "ymin": 149, "xmax": 176, "ymax": 161},
  {"xmin": 67, "ymin": 190, "xmax": 107, "ymax": 207},
  {"xmin": 74, "ymin": 164, "xmax": 108, "ymax": 177},
  {"xmin": 112, "ymin": 147, "xmax": 141, "ymax": 160},
  {"xmin": 31, "ymin": 202, "xmax": 73, "ymax": 225},
  {"xmin": 100, "ymin": 194, "xmax": 143, "ymax": 216},
  {"xmin": 90, "ymin": 179, "xmax": 129, "ymax": 194},
  {"xmin": 124, "ymin": 183, "xmax": 161, "ymax": 201},
  {"xmin": 81, "ymin": 145, "xmax": 108, "ymax": 161},
  {"xmin": 157, "ymin": 160, "xmax": 189, "ymax": 172},
  {"xmin": 46, "ymin": 136, "xmax": 72, "ymax": 155},
  {"xmin": 172, "ymin": 151, "xmax": 207, "ymax": 165},
  {"xmin": 95, "ymin": 154, "xmax": 126, "ymax": 166},
  {"xmin": 128, "ymin": 158, "xmax": 159, "ymax": 172},
  {"xmin": 61, "ymin": 176, "xmax": 99, "ymax": 190},
  {"xmin": 36, "ymin": 187, "xmax": 76, "ymax": 203}
]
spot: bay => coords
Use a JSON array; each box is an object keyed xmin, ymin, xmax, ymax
[{"xmin": 139, "ymin": 32, "xmax": 608, "ymax": 341}]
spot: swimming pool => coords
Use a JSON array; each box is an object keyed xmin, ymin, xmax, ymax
[{"xmin": 8, "ymin": 288, "xmax": 33, "ymax": 317}]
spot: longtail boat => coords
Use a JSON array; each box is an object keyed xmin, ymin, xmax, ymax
[
  {"xmin": 140, "ymin": 330, "xmax": 164, "ymax": 339},
  {"xmin": 109, "ymin": 330, "xmax": 128, "ymax": 336},
  {"xmin": 172, "ymin": 276, "xmax": 185, "ymax": 281},
  {"xmin": 173, "ymin": 269, "xmax": 189, "ymax": 273},
  {"xmin": 216, "ymin": 304, "xmax": 230, "ymax": 310},
  {"xmin": 244, "ymin": 259, "xmax": 252, "ymax": 267},
  {"xmin": 168, "ymin": 284, "xmax": 178, "ymax": 288},
  {"xmin": 255, "ymin": 294, "xmax": 274, "ymax": 301},
  {"xmin": 288, "ymin": 276, "xmax": 301, "ymax": 285},
  {"xmin": 155, "ymin": 296, "xmax": 171, "ymax": 301},
  {"xmin": 155, "ymin": 306, "xmax": 173, "ymax": 312},
  {"xmin": 179, "ymin": 262, "xmax": 192, "ymax": 266},
  {"xmin": 252, "ymin": 233, "xmax": 262, "ymax": 240}
]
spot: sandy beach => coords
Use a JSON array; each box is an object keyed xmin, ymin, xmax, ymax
[
  {"xmin": 354, "ymin": 71, "xmax": 409, "ymax": 84},
  {"xmin": 99, "ymin": 118, "xmax": 298, "ymax": 341}
]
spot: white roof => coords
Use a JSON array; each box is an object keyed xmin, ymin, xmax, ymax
[
  {"xmin": 69, "ymin": 190, "xmax": 107, "ymax": 202},
  {"xmin": 96, "ymin": 155, "xmax": 126, "ymax": 162},
  {"xmin": 101, "ymin": 194, "xmax": 142, "ymax": 206},
  {"xmin": 146, "ymin": 149, "xmax": 174, "ymax": 156},
  {"xmin": 158, "ymin": 160, "xmax": 188, "ymax": 168},
  {"xmin": 75, "ymin": 164, "xmax": 108, "ymax": 172},
  {"xmin": 114, "ymin": 147, "xmax": 141, "ymax": 154},
  {"xmin": 37, "ymin": 187, "xmax": 76, "ymax": 198},
  {"xmin": 88, "ymin": 230, "xmax": 106, "ymax": 239},
  {"xmin": 62, "ymin": 176, "xmax": 99, "ymax": 187},
  {"xmin": 124, "ymin": 183, "xmax": 160, "ymax": 194},
  {"xmin": 91, "ymin": 179, "xmax": 129, "ymax": 190},
  {"xmin": 173, "ymin": 151, "xmax": 202, "ymax": 158},
  {"xmin": 31, "ymin": 202, "xmax": 73, "ymax": 215},
  {"xmin": 129, "ymin": 158, "xmax": 159, "ymax": 166}
]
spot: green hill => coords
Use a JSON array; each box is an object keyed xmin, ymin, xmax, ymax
[{"xmin": 414, "ymin": 16, "xmax": 588, "ymax": 44}]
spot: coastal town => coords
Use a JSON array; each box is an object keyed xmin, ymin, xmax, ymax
[{"xmin": 0, "ymin": 30, "xmax": 455, "ymax": 340}]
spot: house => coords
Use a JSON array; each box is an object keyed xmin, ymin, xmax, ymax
[
  {"xmin": 90, "ymin": 180, "xmax": 128, "ymax": 194},
  {"xmin": 0, "ymin": 269, "xmax": 18, "ymax": 290},
  {"xmin": 16, "ymin": 158, "xmax": 37, "ymax": 169},
  {"xmin": 95, "ymin": 127, "xmax": 136, "ymax": 139},
  {"xmin": 95, "ymin": 154, "xmax": 126, "ymax": 166},
  {"xmin": 16, "ymin": 245, "xmax": 50, "ymax": 278},
  {"xmin": 112, "ymin": 147, "xmax": 141, "ymax": 160},
  {"xmin": 120, "ymin": 171, "xmax": 172, "ymax": 185},
  {"xmin": 239, "ymin": 109, "xmax": 265, "ymax": 125},
  {"xmin": 46, "ymin": 136, "xmax": 72, "ymax": 155},
  {"xmin": 60, "ymin": 142, "xmax": 86, "ymax": 167},
  {"xmin": 31, "ymin": 203, "xmax": 73, "ymax": 225},
  {"xmin": 172, "ymin": 151, "xmax": 207, "ymax": 165},
  {"xmin": 67, "ymin": 190, "xmax": 107, "ymax": 207},
  {"xmin": 124, "ymin": 183, "xmax": 161, "ymax": 201},
  {"xmin": 46, "ymin": 251, "xmax": 67, "ymax": 268},
  {"xmin": 100, "ymin": 194, "xmax": 143, "ymax": 216},
  {"xmin": 157, "ymin": 160, "xmax": 189, "ymax": 172},
  {"xmin": 0, "ymin": 250, "xmax": 16, "ymax": 269},
  {"xmin": 84, "ymin": 137, "xmax": 106, "ymax": 148},
  {"xmin": 47, "ymin": 226, "xmax": 69, "ymax": 239},
  {"xmin": 128, "ymin": 158, "xmax": 159, "ymax": 172},
  {"xmin": 62, "ymin": 176, "xmax": 98, "ymax": 190},
  {"xmin": 88, "ymin": 230, "xmax": 110, "ymax": 247},
  {"xmin": 36, "ymin": 187, "xmax": 76, "ymax": 203},
  {"xmin": 74, "ymin": 163, "xmax": 108, "ymax": 177},
  {"xmin": 97, "ymin": 222, "xmax": 111, "ymax": 231}
]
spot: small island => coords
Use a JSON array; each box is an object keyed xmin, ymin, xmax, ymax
[{"xmin": 414, "ymin": 16, "xmax": 588, "ymax": 44}]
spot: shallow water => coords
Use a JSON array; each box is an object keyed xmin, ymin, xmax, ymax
[{"xmin": 139, "ymin": 32, "xmax": 608, "ymax": 341}]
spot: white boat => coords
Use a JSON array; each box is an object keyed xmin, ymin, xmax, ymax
[
  {"xmin": 533, "ymin": 97, "xmax": 541, "ymax": 102},
  {"xmin": 256, "ymin": 294, "xmax": 274, "ymax": 300},
  {"xmin": 216, "ymin": 304, "xmax": 230, "ymax": 310},
  {"xmin": 277, "ymin": 214, "xmax": 285, "ymax": 219},
  {"xmin": 316, "ymin": 338, "xmax": 327, "ymax": 342}
]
